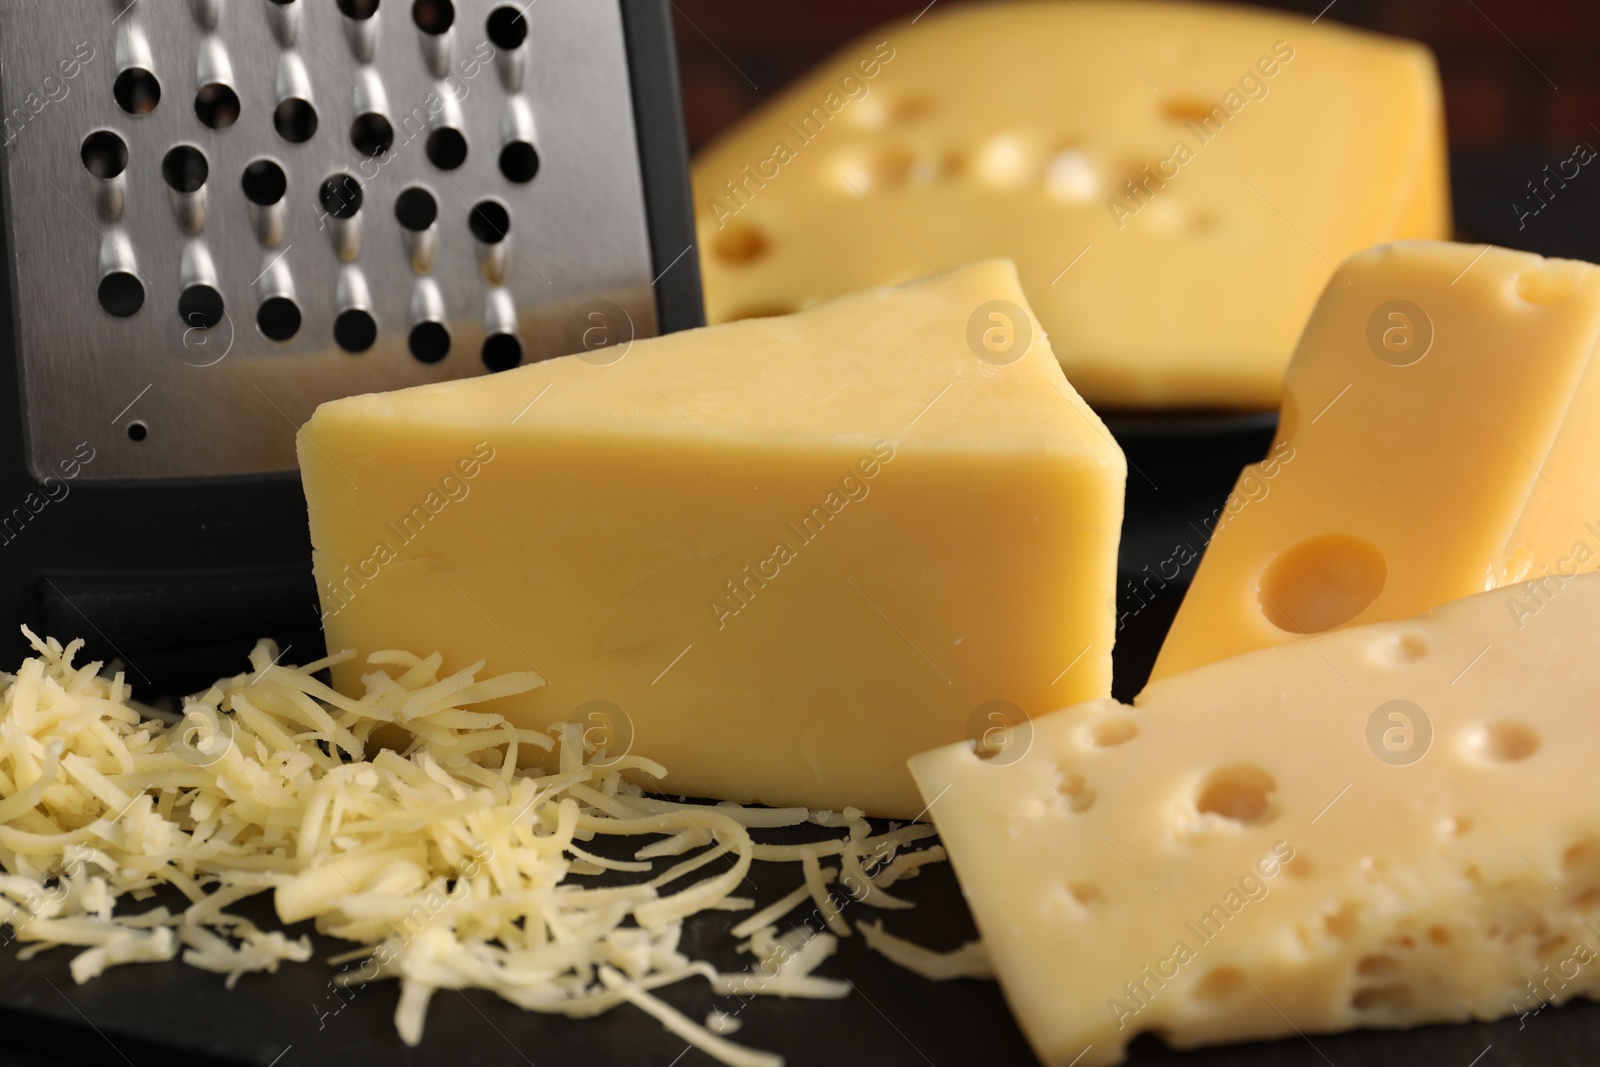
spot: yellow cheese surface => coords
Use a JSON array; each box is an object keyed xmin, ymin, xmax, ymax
[
  {"xmin": 1153, "ymin": 242, "xmax": 1600, "ymax": 681},
  {"xmin": 911, "ymin": 574, "xmax": 1600, "ymax": 1066},
  {"xmin": 299, "ymin": 260, "xmax": 1125, "ymax": 819},
  {"xmin": 692, "ymin": 1, "xmax": 1449, "ymax": 409}
]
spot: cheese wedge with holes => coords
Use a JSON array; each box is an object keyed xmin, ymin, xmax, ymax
[
  {"xmin": 299, "ymin": 259, "xmax": 1124, "ymax": 819},
  {"xmin": 692, "ymin": 1, "xmax": 1448, "ymax": 408},
  {"xmin": 911, "ymin": 573, "xmax": 1600, "ymax": 1067},
  {"xmin": 1152, "ymin": 242, "xmax": 1600, "ymax": 682}
]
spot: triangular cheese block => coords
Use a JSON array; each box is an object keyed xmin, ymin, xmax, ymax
[
  {"xmin": 692, "ymin": 1, "xmax": 1448, "ymax": 408},
  {"xmin": 300, "ymin": 259, "xmax": 1125, "ymax": 818},
  {"xmin": 912, "ymin": 573, "xmax": 1600, "ymax": 1066},
  {"xmin": 1154, "ymin": 242, "xmax": 1600, "ymax": 681}
]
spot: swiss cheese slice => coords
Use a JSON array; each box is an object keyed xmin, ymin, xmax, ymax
[
  {"xmin": 1153, "ymin": 242, "xmax": 1600, "ymax": 681},
  {"xmin": 299, "ymin": 259, "xmax": 1125, "ymax": 819},
  {"xmin": 911, "ymin": 573, "xmax": 1600, "ymax": 1067},
  {"xmin": 692, "ymin": 1, "xmax": 1448, "ymax": 408}
]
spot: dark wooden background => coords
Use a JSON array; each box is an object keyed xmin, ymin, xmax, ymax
[{"xmin": 670, "ymin": 0, "xmax": 1598, "ymax": 154}]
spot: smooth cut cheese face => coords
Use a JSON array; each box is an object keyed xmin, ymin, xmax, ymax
[
  {"xmin": 911, "ymin": 573, "xmax": 1600, "ymax": 1067},
  {"xmin": 299, "ymin": 259, "xmax": 1125, "ymax": 819},
  {"xmin": 692, "ymin": 1, "xmax": 1448, "ymax": 409},
  {"xmin": 1152, "ymin": 242, "xmax": 1600, "ymax": 681}
]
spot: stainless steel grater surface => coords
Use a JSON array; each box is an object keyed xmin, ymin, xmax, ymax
[{"xmin": 1, "ymin": 0, "xmax": 662, "ymax": 482}]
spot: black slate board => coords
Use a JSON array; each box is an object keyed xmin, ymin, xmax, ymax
[{"xmin": 3, "ymin": 151, "xmax": 1599, "ymax": 1067}]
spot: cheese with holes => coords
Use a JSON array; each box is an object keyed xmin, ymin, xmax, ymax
[
  {"xmin": 299, "ymin": 259, "xmax": 1125, "ymax": 819},
  {"xmin": 691, "ymin": 1, "xmax": 1448, "ymax": 408},
  {"xmin": 911, "ymin": 573, "xmax": 1600, "ymax": 1067},
  {"xmin": 1153, "ymin": 242, "xmax": 1600, "ymax": 681}
]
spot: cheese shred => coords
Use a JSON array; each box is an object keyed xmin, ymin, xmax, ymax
[
  {"xmin": 0, "ymin": 630, "xmax": 959, "ymax": 1066},
  {"xmin": 858, "ymin": 919, "xmax": 993, "ymax": 980}
]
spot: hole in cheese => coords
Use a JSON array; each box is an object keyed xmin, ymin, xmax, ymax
[
  {"xmin": 1463, "ymin": 719, "xmax": 1540, "ymax": 763},
  {"xmin": 835, "ymin": 147, "xmax": 920, "ymax": 192},
  {"xmin": 909, "ymin": 150, "xmax": 963, "ymax": 185},
  {"xmin": 1371, "ymin": 630, "xmax": 1429, "ymax": 665},
  {"xmin": 973, "ymin": 133, "xmax": 1034, "ymax": 189},
  {"xmin": 1426, "ymin": 925, "xmax": 1452, "ymax": 947},
  {"xmin": 886, "ymin": 94, "xmax": 934, "ymax": 124},
  {"xmin": 712, "ymin": 222, "xmax": 770, "ymax": 265},
  {"xmin": 1055, "ymin": 772, "xmax": 1097, "ymax": 813},
  {"xmin": 1563, "ymin": 838, "xmax": 1600, "ymax": 876},
  {"xmin": 852, "ymin": 93, "xmax": 935, "ymax": 130},
  {"xmin": 1536, "ymin": 934, "xmax": 1570, "ymax": 960},
  {"xmin": 1193, "ymin": 966, "xmax": 1247, "ymax": 1003},
  {"xmin": 1322, "ymin": 903, "xmax": 1361, "ymax": 940},
  {"xmin": 1515, "ymin": 262, "xmax": 1582, "ymax": 306},
  {"xmin": 1352, "ymin": 984, "xmax": 1413, "ymax": 1012},
  {"xmin": 1357, "ymin": 952, "xmax": 1401, "ymax": 976},
  {"xmin": 1194, "ymin": 764, "xmax": 1277, "ymax": 825},
  {"xmin": 1258, "ymin": 533, "xmax": 1388, "ymax": 634},
  {"xmin": 1045, "ymin": 149, "xmax": 1098, "ymax": 203},
  {"xmin": 1083, "ymin": 716, "xmax": 1138, "ymax": 747},
  {"xmin": 1068, "ymin": 882, "xmax": 1103, "ymax": 907},
  {"xmin": 1161, "ymin": 98, "xmax": 1226, "ymax": 124}
]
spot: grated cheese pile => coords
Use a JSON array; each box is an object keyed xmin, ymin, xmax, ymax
[{"xmin": 0, "ymin": 629, "xmax": 962, "ymax": 1066}]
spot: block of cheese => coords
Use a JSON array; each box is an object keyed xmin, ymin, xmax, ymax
[
  {"xmin": 692, "ymin": 1, "xmax": 1448, "ymax": 409},
  {"xmin": 911, "ymin": 573, "xmax": 1600, "ymax": 1067},
  {"xmin": 299, "ymin": 259, "xmax": 1125, "ymax": 819},
  {"xmin": 1152, "ymin": 242, "xmax": 1600, "ymax": 681}
]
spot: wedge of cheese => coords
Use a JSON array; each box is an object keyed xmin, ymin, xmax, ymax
[
  {"xmin": 1153, "ymin": 242, "xmax": 1600, "ymax": 681},
  {"xmin": 911, "ymin": 573, "xmax": 1600, "ymax": 1067},
  {"xmin": 299, "ymin": 259, "xmax": 1125, "ymax": 819},
  {"xmin": 692, "ymin": 1, "xmax": 1448, "ymax": 409}
]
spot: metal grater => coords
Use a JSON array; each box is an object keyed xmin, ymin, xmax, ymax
[{"xmin": 0, "ymin": 0, "xmax": 701, "ymax": 686}]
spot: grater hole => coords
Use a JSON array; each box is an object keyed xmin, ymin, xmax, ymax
[
  {"xmin": 486, "ymin": 6, "xmax": 527, "ymax": 49},
  {"xmin": 394, "ymin": 186, "xmax": 438, "ymax": 230},
  {"xmin": 409, "ymin": 321, "xmax": 451, "ymax": 363},
  {"xmin": 81, "ymin": 131, "xmax": 129, "ymax": 180},
  {"xmin": 273, "ymin": 98, "xmax": 318, "ymax": 143},
  {"xmin": 482, "ymin": 333, "xmax": 522, "ymax": 372},
  {"xmin": 499, "ymin": 141, "xmax": 539, "ymax": 183},
  {"xmin": 468, "ymin": 200, "xmax": 511, "ymax": 244},
  {"xmin": 335, "ymin": 309, "xmax": 378, "ymax": 353},
  {"xmin": 161, "ymin": 145, "xmax": 209, "ymax": 193},
  {"xmin": 350, "ymin": 113, "xmax": 394, "ymax": 158},
  {"xmin": 319, "ymin": 174, "xmax": 363, "ymax": 220},
  {"xmin": 425, "ymin": 127, "xmax": 468, "ymax": 170},
  {"xmin": 256, "ymin": 296, "xmax": 302, "ymax": 342},
  {"xmin": 126, "ymin": 421, "xmax": 149, "ymax": 443},
  {"xmin": 337, "ymin": 0, "xmax": 380, "ymax": 19},
  {"xmin": 194, "ymin": 84, "xmax": 241, "ymax": 129},
  {"xmin": 413, "ymin": 0, "xmax": 454, "ymax": 33},
  {"xmin": 179, "ymin": 285, "xmax": 225, "ymax": 330},
  {"xmin": 97, "ymin": 272, "xmax": 145, "ymax": 317},
  {"xmin": 113, "ymin": 68, "xmax": 161, "ymax": 116},
  {"xmin": 241, "ymin": 159, "xmax": 288, "ymax": 206}
]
